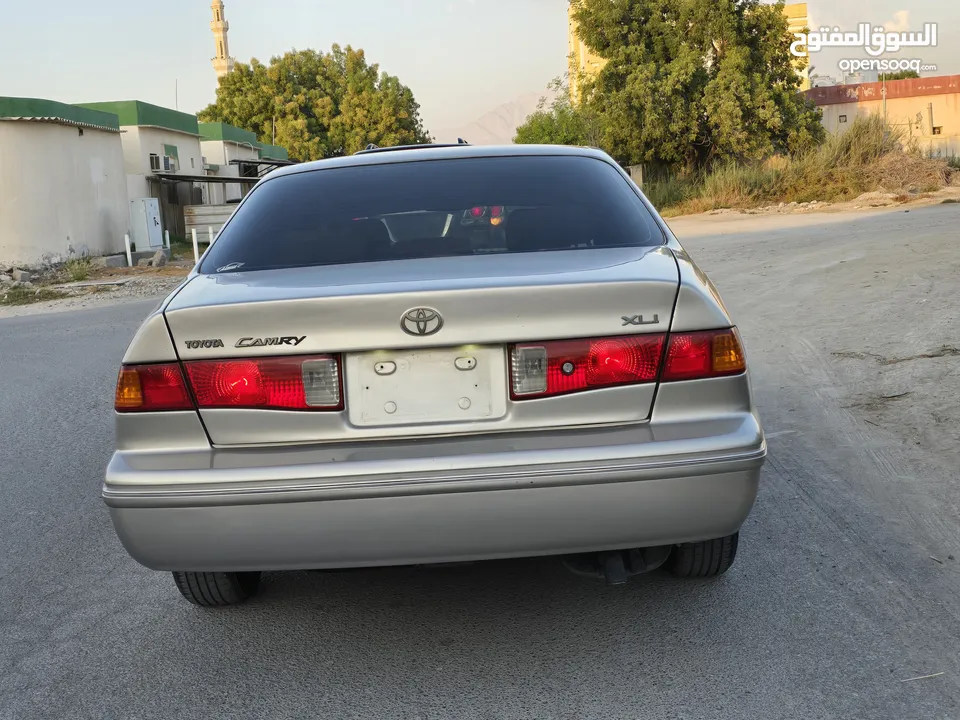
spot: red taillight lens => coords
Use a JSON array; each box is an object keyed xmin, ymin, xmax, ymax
[
  {"xmin": 661, "ymin": 329, "xmax": 746, "ymax": 382},
  {"xmin": 469, "ymin": 206, "xmax": 485, "ymax": 218},
  {"xmin": 489, "ymin": 205, "xmax": 504, "ymax": 218},
  {"xmin": 115, "ymin": 363, "xmax": 194, "ymax": 412},
  {"xmin": 183, "ymin": 356, "xmax": 342, "ymax": 410},
  {"xmin": 510, "ymin": 334, "xmax": 665, "ymax": 399}
]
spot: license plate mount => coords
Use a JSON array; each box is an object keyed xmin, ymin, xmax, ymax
[{"xmin": 345, "ymin": 347, "xmax": 507, "ymax": 427}]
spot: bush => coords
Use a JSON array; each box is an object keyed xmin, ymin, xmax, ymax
[
  {"xmin": 63, "ymin": 257, "xmax": 91, "ymax": 282},
  {"xmin": 642, "ymin": 176, "xmax": 696, "ymax": 212},
  {"xmin": 652, "ymin": 114, "xmax": 953, "ymax": 215}
]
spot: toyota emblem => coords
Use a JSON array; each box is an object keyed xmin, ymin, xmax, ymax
[{"xmin": 400, "ymin": 308, "xmax": 444, "ymax": 337}]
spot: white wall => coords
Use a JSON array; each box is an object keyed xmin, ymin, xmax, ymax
[
  {"xmin": 121, "ymin": 125, "xmax": 204, "ymax": 204},
  {"xmin": 200, "ymin": 139, "xmax": 259, "ymax": 203},
  {"xmin": 0, "ymin": 121, "xmax": 129, "ymax": 266}
]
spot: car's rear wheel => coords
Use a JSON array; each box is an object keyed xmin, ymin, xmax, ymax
[
  {"xmin": 668, "ymin": 532, "xmax": 739, "ymax": 578},
  {"xmin": 172, "ymin": 571, "xmax": 262, "ymax": 607}
]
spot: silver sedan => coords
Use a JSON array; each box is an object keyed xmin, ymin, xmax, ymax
[{"xmin": 103, "ymin": 144, "xmax": 766, "ymax": 607}]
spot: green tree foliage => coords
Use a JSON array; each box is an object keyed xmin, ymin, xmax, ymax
[
  {"xmin": 514, "ymin": 76, "xmax": 605, "ymax": 146},
  {"xmin": 199, "ymin": 46, "xmax": 431, "ymax": 161},
  {"xmin": 879, "ymin": 70, "xmax": 920, "ymax": 81},
  {"xmin": 569, "ymin": 0, "xmax": 825, "ymax": 171}
]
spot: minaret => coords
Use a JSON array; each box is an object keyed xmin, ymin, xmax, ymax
[{"xmin": 211, "ymin": 0, "xmax": 235, "ymax": 78}]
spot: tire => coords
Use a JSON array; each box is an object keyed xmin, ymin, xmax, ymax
[
  {"xmin": 172, "ymin": 571, "xmax": 262, "ymax": 607},
  {"xmin": 668, "ymin": 532, "xmax": 739, "ymax": 578}
]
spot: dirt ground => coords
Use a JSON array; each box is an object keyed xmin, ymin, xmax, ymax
[{"xmin": 669, "ymin": 203, "xmax": 960, "ymax": 542}]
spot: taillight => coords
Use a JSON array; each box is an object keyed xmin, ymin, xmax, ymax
[
  {"xmin": 510, "ymin": 335, "xmax": 665, "ymax": 399},
  {"xmin": 183, "ymin": 355, "xmax": 342, "ymax": 410},
  {"xmin": 115, "ymin": 363, "xmax": 194, "ymax": 412},
  {"xmin": 489, "ymin": 206, "xmax": 504, "ymax": 218},
  {"xmin": 661, "ymin": 328, "xmax": 746, "ymax": 382}
]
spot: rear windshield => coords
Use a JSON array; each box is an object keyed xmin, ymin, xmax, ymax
[{"xmin": 199, "ymin": 155, "xmax": 664, "ymax": 274}]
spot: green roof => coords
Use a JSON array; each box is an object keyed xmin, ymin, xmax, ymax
[
  {"xmin": 74, "ymin": 100, "xmax": 199, "ymax": 136},
  {"xmin": 0, "ymin": 96, "xmax": 120, "ymax": 132},
  {"xmin": 199, "ymin": 121, "xmax": 258, "ymax": 146},
  {"xmin": 256, "ymin": 141, "xmax": 289, "ymax": 160}
]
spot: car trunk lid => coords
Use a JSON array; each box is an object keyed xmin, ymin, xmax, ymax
[{"xmin": 164, "ymin": 247, "xmax": 679, "ymax": 445}]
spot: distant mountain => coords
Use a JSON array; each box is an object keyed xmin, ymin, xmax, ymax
[{"xmin": 432, "ymin": 88, "xmax": 560, "ymax": 146}]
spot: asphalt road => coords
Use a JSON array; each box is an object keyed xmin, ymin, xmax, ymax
[{"xmin": 2, "ymin": 204, "xmax": 959, "ymax": 720}]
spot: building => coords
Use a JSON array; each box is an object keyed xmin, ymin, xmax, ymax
[
  {"xmin": 567, "ymin": 5, "xmax": 606, "ymax": 103},
  {"xmin": 842, "ymin": 71, "xmax": 879, "ymax": 86},
  {"xmin": 803, "ymin": 74, "xmax": 960, "ymax": 157},
  {"xmin": 76, "ymin": 100, "xmax": 203, "ymax": 200},
  {"xmin": 567, "ymin": 2, "xmax": 811, "ymax": 100},
  {"xmin": 255, "ymin": 141, "xmax": 289, "ymax": 164},
  {"xmin": 75, "ymin": 100, "xmax": 204, "ymax": 237},
  {"xmin": 784, "ymin": 3, "xmax": 810, "ymax": 92},
  {"xmin": 199, "ymin": 122, "xmax": 261, "ymax": 204},
  {"xmin": 211, "ymin": 0, "xmax": 235, "ymax": 78},
  {"xmin": 0, "ymin": 97, "xmax": 129, "ymax": 266}
]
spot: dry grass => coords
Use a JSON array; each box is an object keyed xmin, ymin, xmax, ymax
[
  {"xmin": 1, "ymin": 287, "xmax": 69, "ymax": 306},
  {"xmin": 644, "ymin": 115, "xmax": 955, "ymax": 216}
]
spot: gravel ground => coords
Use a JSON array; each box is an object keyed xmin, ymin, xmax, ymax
[{"xmin": 0, "ymin": 274, "xmax": 186, "ymax": 319}]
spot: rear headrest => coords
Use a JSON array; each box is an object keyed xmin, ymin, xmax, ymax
[{"xmin": 506, "ymin": 207, "xmax": 594, "ymax": 252}]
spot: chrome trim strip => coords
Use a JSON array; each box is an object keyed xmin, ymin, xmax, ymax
[{"xmin": 102, "ymin": 443, "xmax": 766, "ymax": 504}]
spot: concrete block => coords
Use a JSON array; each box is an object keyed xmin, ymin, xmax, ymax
[
  {"xmin": 92, "ymin": 255, "xmax": 127, "ymax": 269},
  {"xmin": 11, "ymin": 269, "xmax": 32, "ymax": 283}
]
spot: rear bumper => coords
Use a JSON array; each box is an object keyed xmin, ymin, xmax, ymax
[{"xmin": 103, "ymin": 414, "xmax": 766, "ymax": 572}]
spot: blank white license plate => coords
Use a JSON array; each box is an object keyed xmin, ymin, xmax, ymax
[{"xmin": 345, "ymin": 346, "xmax": 507, "ymax": 427}]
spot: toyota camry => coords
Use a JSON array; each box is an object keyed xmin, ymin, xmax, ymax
[{"xmin": 103, "ymin": 143, "xmax": 766, "ymax": 607}]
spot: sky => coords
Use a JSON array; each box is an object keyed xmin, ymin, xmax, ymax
[{"xmin": 0, "ymin": 0, "xmax": 956, "ymax": 136}]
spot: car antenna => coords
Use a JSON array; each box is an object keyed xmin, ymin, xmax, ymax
[
  {"xmin": 364, "ymin": 143, "xmax": 379, "ymax": 151},
  {"xmin": 456, "ymin": 138, "xmax": 469, "ymax": 145}
]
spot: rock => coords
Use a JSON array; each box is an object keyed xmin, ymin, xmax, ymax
[
  {"xmin": 10, "ymin": 281, "xmax": 22, "ymax": 289},
  {"xmin": 150, "ymin": 249, "xmax": 167, "ymax": 267},
  {"xmin": 12, "ymin": 269, "xmax": 31, "ymax": 283},
  {"xmin": 137, "ymin": 258, "xmax": 151, "ymax": 267},
  {"xmin": 778, "ymin": 202, "xmax": 785, "ymax": 208},
  {"xmin": 0, "ymin": 274, "xmax": 12, "ymax": 284}
]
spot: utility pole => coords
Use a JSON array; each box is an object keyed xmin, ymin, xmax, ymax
[{"xmin": 882, "ymin": 74, "xmax": 887, "ymax": 126}]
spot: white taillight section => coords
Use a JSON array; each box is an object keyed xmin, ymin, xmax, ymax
[
  {"xmin": 301, "ymin": 357, "xmax": 341, "ymax": 407},
  {"xmin": 511, "ymin": 346, "xmax": 548, "ymax": 396}
]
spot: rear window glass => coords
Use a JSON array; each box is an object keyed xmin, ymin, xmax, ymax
[{"xmin": 199, "ymin": 155, "xmax": 664, "ymax": 274}]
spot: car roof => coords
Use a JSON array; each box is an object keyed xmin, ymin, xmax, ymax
[{"xmin": 264, "ymin": 144, "xmax": 615, "ymax": 182}]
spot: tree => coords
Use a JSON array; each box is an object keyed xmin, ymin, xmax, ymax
[
  {"xmin": 880, "ymin": 70, "xmax": 920, "ymax": 81},
  {"xmin": 570, "ymin": 0, "xmax": 824, "ymax": 171},
  {"xmin": 514, "ymin": 76, "xmax": 605, "ymax": 147},
  {"xmin": 199, "ymin": 46, "xmax": 431, "ymax": 161}
]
